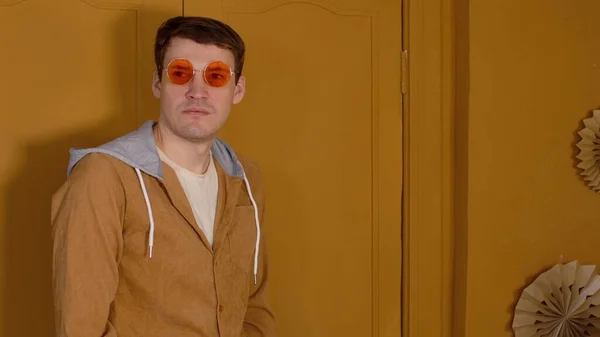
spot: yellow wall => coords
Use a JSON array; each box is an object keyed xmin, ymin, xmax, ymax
[
  {"xmin": 0, "ymin": 2, "xmax": 180, "ymax": 336},
  {"xmin": 454, "ymin": 0, "xmax": 600, "ymax": 336}
]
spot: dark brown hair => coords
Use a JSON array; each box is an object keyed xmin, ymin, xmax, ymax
[{"xmin": 154, "ymin": 16, "xmax": 246, "ymax": 83}]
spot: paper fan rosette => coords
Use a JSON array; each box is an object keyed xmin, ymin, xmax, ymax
[
  {"xmin": 512, "ymin": 260, "xmax": 600, "ymax": 337},
  {"xmin": 576, "ymin": 110, "xmax": 600, "ymax": 193}
]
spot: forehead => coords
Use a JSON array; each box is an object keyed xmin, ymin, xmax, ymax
[{"xmin": 164, "ymin": 37, "xmax": 236, "ymax": 69}]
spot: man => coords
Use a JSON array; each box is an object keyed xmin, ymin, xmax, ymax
[{"xmin": 51, "ymin": 16, "xmax": 276, "ymax": 337}]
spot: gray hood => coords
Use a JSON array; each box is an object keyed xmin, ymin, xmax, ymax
[
  {"xmin": 66, "ymin": 120, "xmax": 261, "ymax": 284},
  {"xmin": 67, "ymin": 120, "xmax": 245, "ymax": 179}
]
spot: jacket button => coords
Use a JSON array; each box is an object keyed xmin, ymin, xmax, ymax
[{"xmin": 219, "ymin": 305, "xmax": 224, "ymax": 312}]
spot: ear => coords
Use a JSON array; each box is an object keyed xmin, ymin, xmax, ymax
[
  {"xmin": 152, "ymin": 70, "xmax": 161, "ymax": 99},
  {"xmin": 232, "ymin": 75, "xmax": 246, "ymax": 104}
]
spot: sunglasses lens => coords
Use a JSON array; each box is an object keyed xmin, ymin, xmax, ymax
[
  {"xmin": 204, "ymin": 61, "xmax": 232, "ymax": 87},
  {"xmin": 167, "ymin": 59, "xmax": 194, "ymax": 85}
]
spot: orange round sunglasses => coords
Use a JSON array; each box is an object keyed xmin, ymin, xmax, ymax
[{"xmin": 162, "ymin": 58, "xmax": 234, "ymax": 87}]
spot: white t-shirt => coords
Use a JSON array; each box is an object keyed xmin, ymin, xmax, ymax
[{"xmin": 157, "ymin": 147, "xmax": 219, "ymax": 246}]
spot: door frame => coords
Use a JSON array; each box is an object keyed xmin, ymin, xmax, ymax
[{"xmin": 402, "ymin": 0, "xmax": 459, "ymax": 336}]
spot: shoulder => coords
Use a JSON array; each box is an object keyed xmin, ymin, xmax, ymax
[
  {"xmin": 236, "ymin": 153, "xmax": 265, "ymax": 192},
  {"xmin": 68, "ymin": 152, "xmax": 124, "ymax": 183},
  {"xmin": 237, "ymin": 154, "xmax": 262, "ymax": 182},
  {"xmin": 55, "ymin": 153, "xmax": 127, "ymax": 201},
  {"xmin": 235, "ymin": 153, "xmax": 267, "ymax": 205},
  {"xmin": 51, "ymin": 153, "xmax": 128, "ymax": 221}
]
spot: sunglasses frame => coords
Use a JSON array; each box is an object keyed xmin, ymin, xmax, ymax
[{"xmin": 161, "ymin": 58, "xmax": 235, "ymax": 87}]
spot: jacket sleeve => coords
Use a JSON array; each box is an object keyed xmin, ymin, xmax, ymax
[
  {"xmin": 242, "ymin": 164, "xmax": 277, "ymax": 337},
  {"xmin": 242, "ymin": 235, "xmax": 276, "ymax": 336},
  {"xmin": 51, "ymin": 153, "xmax": 124, "ymax": 337}
]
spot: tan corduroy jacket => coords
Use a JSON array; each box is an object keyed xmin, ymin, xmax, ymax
[{"xmin": 50, "ymin": 121, "xmax": 276, "ymax": 337}]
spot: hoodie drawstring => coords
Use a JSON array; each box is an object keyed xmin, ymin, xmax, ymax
[
  {"xmin": 135, "ymin": 168, "xmax": 155, "ymax": 258},
  {"xmin": 134, "ymin": 166, "xmax": 261, "ymax": 285},
  {"xmin": 241, "ymin": 170, "xmax": 261, "ymax": 285}
]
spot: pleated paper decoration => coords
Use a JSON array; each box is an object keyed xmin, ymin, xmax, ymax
[
  {"xmin": 512, "ymin": 260, "xmax": 600, "ymax": 337},
  {"xmin": 576, "ymin": 110, "xmax": 600, "ymax": 193}
]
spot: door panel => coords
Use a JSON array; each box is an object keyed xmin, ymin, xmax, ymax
[
  {"xmin": 0, "ymin": 1, "xmax": 181, "ymax": 336},
  {"xmin": 183, "ymin": 1, "xmax": 403, "ymax": 336},
  {"xmin": 228, "ymin": 6, "xmax": 373, "ymax": 337}
]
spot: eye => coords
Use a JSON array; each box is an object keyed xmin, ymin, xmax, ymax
[{"xmin": 210, "ymin": 73, "xmax": 225, "ymax": 79}]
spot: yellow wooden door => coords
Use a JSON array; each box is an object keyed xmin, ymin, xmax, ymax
[
  {"xmin": 181, "ymin": 1, "xmax": 403, "ymax": 337},
  {"xmin": 1, "ymin": 1, "xmax": 401, "ymax": 336},
  {"xmin": 0, "ymin": 1, "xmax": 181, "ymax": 336}
]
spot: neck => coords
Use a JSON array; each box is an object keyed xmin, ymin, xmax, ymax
[{"xmin": 153, "ymin": 123, "xmax": 213, "ymax": 175}]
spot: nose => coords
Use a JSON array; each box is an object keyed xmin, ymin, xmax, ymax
[{"xmin": 185, "ymin": 74, "xmax": 210, "ymax": 100}]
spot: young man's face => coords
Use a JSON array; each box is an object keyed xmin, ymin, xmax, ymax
[{"xmin": 152, "ymin": 37, "xmax": 245, "ymax": 143}]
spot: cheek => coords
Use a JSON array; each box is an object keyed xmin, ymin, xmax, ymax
[
  {"xmin": 161, "ymin": 86, "xmax": 187, "ymax": 108},
  {"xmin": 211, "ymin": 87, "xmax": 236, "ymax": 106}
]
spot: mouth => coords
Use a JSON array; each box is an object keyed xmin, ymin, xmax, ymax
[{"xmin": 183, "ymin": 108, "xmax": 211, "ymax": 115}]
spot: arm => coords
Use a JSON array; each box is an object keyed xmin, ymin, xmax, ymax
[
  {"xmin": 51, "ymin": 153, "xmax": 124, "ymax": 337},
  {"xmin": 241, "ymin": 162, "xmax": 277, "ymax": 337},
  {"xmin": 243, "ymin": 234, "xmax": 276, "ymax": 337}
]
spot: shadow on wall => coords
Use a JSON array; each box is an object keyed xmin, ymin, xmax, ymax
[
  {"xmin": 2, "ymin": 8, "xmax": 167, "ymax": 337},
  {"xmin": 505, "ymin": 261, "xmax": 556, "ymax": 333}
]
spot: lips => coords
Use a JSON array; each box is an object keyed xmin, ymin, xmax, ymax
[{"xmin": 183, "ymin": 108, "xmax": 210, "ymax": 114}]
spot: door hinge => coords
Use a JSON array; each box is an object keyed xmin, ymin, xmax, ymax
[{"xmin": 401, "ymin": 50, "xmax": 408, "ymax": 95}]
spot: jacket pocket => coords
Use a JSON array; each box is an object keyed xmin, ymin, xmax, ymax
[{"xmin": 227, "ymin": 205, "xmax": 258, "ymax": 275}]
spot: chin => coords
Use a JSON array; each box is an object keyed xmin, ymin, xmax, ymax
[{"xmin": 179, "ymin": 125, "xmax": 215, "ymax": 141}]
